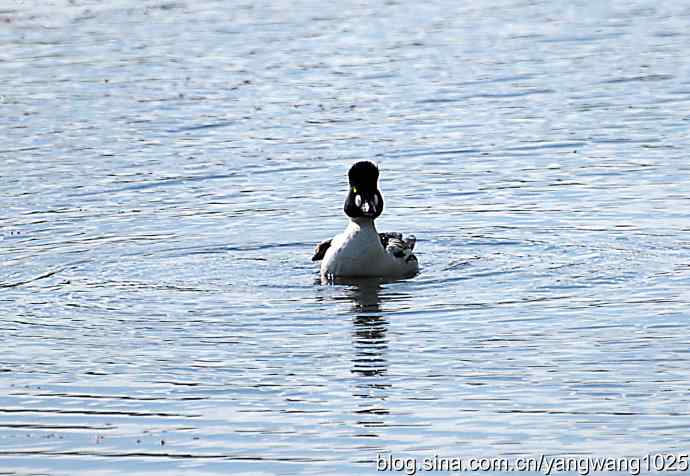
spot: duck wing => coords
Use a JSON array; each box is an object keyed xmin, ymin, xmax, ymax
[
  {"xmin": 380, "ymin": 232, "xmax": 417, "ymax": 262},
  {"xmin": 311, "ymin": 239, "xmax": 332, "ymax": 261},
  {"xmin": 378, "ymin": 232, "xmax": 402, "ymax": 248}
]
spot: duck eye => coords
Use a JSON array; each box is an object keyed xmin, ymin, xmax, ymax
[{"xmin": 352, "ymin": 187, "xmax": 357, "ymax": 193}]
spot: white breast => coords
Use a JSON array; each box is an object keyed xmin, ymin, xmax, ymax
[{"xmin": 321, "ymin": 219, "xmax": 419, "ymax": 278}]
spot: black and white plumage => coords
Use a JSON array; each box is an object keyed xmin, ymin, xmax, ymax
[{"xmin": 312, "ymin": 161, "xmax": 419, "ymax": 279}]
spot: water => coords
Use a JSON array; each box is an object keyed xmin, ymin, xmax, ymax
[{"xmin": 2, "ymin": 0, "xmax": 690, "ymax": 474}]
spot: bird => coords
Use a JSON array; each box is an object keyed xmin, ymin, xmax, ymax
[{"xmin": 312, "ymin": 161, "xmax": 419, "ymax": 279}]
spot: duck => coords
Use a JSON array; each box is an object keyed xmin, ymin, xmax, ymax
[{"xmin": 312, "ymin": 161, "xmax": 419, "ymax": 279}]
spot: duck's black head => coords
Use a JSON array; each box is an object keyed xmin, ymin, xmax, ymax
[{"xmin": 344, "ymin": 161, "xmax": 384, "ymax": 220}]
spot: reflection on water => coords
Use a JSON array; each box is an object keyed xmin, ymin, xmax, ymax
[
  {"xmin": 352, "ymin": 311, "xmax": 388, "ymax": 378},
  {"xmin": 348, "ymin": 280, "xmax": 392, "ymax": 439},
  {"xmin": 3, "ymin": 0, "xmax": 690, "ymax": 474}
]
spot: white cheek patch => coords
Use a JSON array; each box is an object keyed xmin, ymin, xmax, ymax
[
  {"xmin": 374, "ymin": 195, "xmax": 380, "ymax": 207},
  {"xmin": 355, "ymin": 194, "xmax": 362, "ymax": 207}
]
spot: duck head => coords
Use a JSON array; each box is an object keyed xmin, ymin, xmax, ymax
[{"xmin": 344, "ymin": 161, "xmax": 384, "ymax": 220}]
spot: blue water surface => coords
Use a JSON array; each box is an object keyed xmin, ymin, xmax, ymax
[{"xmin": 2, "ymin": 0, "xmax": 690, "ymax": 474}]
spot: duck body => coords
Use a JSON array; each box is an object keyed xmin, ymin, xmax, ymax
[
  {"xmin": 312, "ymin": 160, "xmax": 419, "ymax": 279},
  {"xmin": 319, "ymin": 218, "xmax": 418, "ymax": 279}
]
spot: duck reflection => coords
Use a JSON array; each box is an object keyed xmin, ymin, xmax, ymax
[
  {"xmin": 316, "ymin": 276, "xmax": 414, "ymax": 435},
  {"xmin": 342, "ymin": 278, "xmax": 394, "ymax": 434},
  {"xmin": 346, "ymin": 279, "xmax": 389, "ymax": 378}
]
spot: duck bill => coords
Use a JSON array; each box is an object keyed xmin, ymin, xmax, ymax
[
  {"xmin": 360, "ymin": 201, "xmax": 375, "ymax": 217},
  {"xmin": 359, "ymin": 194, "xmax": 379, "ymax": 217}
]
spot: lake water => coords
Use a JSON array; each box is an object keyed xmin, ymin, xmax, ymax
[{"xmin": 2, "ymin": 0, "xmax": 690, "ymax": 474}]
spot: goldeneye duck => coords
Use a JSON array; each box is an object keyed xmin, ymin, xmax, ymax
[{"xmin": 312, "ymin": 161, "xmax": 419, "ymax": 279}]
